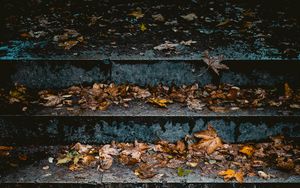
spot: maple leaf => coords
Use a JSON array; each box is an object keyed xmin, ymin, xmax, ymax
[
  {"xmin": 193, "ymin": 124, "xmax": 222, "ymax": 154},
  {"xmin": 218, "ymin": 169, "xmax": 244, "ymax": 183},
  {"xmin": 202, "ymin": 51, "xmax": 229, "ymax": 75}
]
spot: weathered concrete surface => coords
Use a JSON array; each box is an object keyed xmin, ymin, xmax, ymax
[
  {"xmin": 1, "ymin": 152, "xmax": 299, "ymax": 188},
  {"xmin": 0, "ymin": 103, "xmax": 300, "ymax": 145},
  {"xmin": 1, "ymin": 60, "xmax": 300, "ymax": 89}
]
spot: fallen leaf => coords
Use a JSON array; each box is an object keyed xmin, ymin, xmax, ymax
[
  {"xmin": 258, "ymin": 171, "xmax": 271, "ymax": 179},
  {"xmin": 154, "ymin": 41, "xmax": 179, "ymax": 51},
  {"xmin": 41, "ymin": 95, "xmax": 63, "ymax": 107},
  {"xmin": 216, "ymin": 19, "xmax": 231, "ymax": 27},
  {"xmin": 290, "ymin": 104, "xmax": 300, "ymax": 109},
  {"xmin": 276, "ymin": 157, "xmax": 295, "ymax": 171},
  {"xmin": 209, "ymin": 106, "xmax": 227, "ymax": 113},
  {"xmin": 284, "ymin": 83, "xmax": 293, "ymax": 98},
  {"xmin": 134, "ymin": 163, "xmax": 157, "ymax": 179},
  {"xmin": 187, "ymin": 98, "xmax": 205, "ymax": 111},
  {"xmin": 140, "ymin": 23, "xmax": 147, "ymax": 32},
  {"xmin": 218, "ymin": 169, "xmax": 244, "ymax": 183},
  {"xmin": 203, "ymin": 51, "xmax": 228, "ymax": 75},
  {"xmin": 58, "ymin": 40, "xmax": 79, "ymax": 50},
  {"xmin": 181, "ymin": 13, "xmax": 198, "ymax": 21},
  {"xmin": 193, "ymin": 125, "xmax": 222, "ymax": 154},
  {"xmin": 177, "ymin": 167, "xmax": 192, "ymax": 177},
  {"xmin": 152, "ymin": 14, "xmax": 165, "ymax": 22},
  {"xmin": 147, "ymin": 98, "xmax": 173, "ymax": 107},
  {"xmin": 128, "ymin": 10, "xmax": 144, "ymax": 19},
  {"xmin": 180, "ymin": 40, "xmax": 196, "ymax": 46},
  {"xmin": 18, "ymin": 154, "xmax": 28, "ymax": 161},
  {"xmin": 239, "ymin": 146, "xmax": 255, "ymax": 157}
]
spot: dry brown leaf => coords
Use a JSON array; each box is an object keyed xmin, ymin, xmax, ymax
[
  {"xmin": 176, "ymin": 140, "xmax": 186, "ymax": 153},
  {"xmin": 187, "ymin": 98, "xmax": 205, "ymax": 111},
  {"xmin": 218, "ymin": 169, "xmax": 244, "ymax": 183},
  {"xmin": 203, "ymin": 51, "xmax": 228, "ymax": 75},
  {"xmin": 41, "ymin": 94, "xmax": 63, "ymax": 107},
  {"xmin": 132, "ymin": 86, "xmax": 151, "ymax": 99},
  {"xmin": 193, "ymin": 125, "xmax": 222, "ymax": 154},
  {"xmin": 276, "ymin": 157, "xmax": 295, "ymax": 171},
  {"xmin": 181, "ymin": 13, "xmax": 198, "ymax": 21},
  {"xmin": 58, "ymin": 40, "xmax": 79, "ymax": 50},
  {"xmin": 154, "ymin": 41, "xmax": 179, "ymax": 51},
  {"xmin": 134, "ymin": 163, "xmax": 157, "ymax": 179},
  {"xmin": 152, "ymin": 14, "xmax": 165, "ymax": 22},
  {"xmin": 209, "ymin": 106, "xmax": 227, "ymax": 113}
]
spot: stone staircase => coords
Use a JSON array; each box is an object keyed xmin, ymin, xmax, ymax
[{"xmin": 0, "ymin": 0, "xmax": 299, "ymax": 187}]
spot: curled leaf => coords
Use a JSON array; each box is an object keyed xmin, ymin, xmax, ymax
[{"xmin": 147, "ymin": 98, "xmax": 173, "ymax": 107}]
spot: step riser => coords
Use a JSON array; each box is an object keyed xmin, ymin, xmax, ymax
[
  {"xmin": 1, "ymin": 183, "xmax": 299, "ymax": 188},
  {"xmin": 1, "ymin": 60, "xmax": 300, "ymax": 89},
  {"xmin": 1, "ymin": 116, "xmax": 299, "ymax": 145}
]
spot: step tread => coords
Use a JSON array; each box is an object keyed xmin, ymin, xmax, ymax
[
  {"xmin": 2, "ymin": 101, "xmax": 300, "ymax": 117},
  {"xmin": 0, "ymin": 146, "xmax": 299, "ymax": 185},
  {"xmin": 1, "ymin": 0, "xmax": 299, "ymax": 61}
]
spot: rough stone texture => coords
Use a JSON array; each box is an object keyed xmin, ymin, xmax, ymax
[
  {"xmin": 237, "ymin": 122, "xmax": 300, "ymax": 142},
  {"xmin": 7, "ymin": 61, "xmax": 110, "ymax": 89},
  {"xmin": 111, "ymin": 61, "xmax": 212, "ymax": 86},
  {"xmin": 1, "ymin": 113, "xmax": 300, "ymax": 145},
  {"xmin": 1, "ymin": 60, "xmax": 300, "ymax": 89},
  {"xmin": 1, "ymin": 151, "xmax": 299, "ymax": 187}
]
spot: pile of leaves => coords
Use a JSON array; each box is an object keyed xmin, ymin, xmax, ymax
[
  {"xmin": 1, "ymin": 82, "xmax": 300, "ymax": 113},
  {"xmin": 54, "ymin": 125, "xmax": 300, "ymax": 182}
]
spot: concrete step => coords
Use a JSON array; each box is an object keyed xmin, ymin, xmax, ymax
[
  {"xmin": 1, "ymin": 102, "xmax": 300, "ymax": 145},
  {"xmin": 0, "ymin": 0, "xmax": 299, "ymax": 61},
  {"xmin": 0, "ymin": 146, "xmax": 299, "ymax": 188},
  {"xmin": 1, "ymin": 60, "xmax": 300, "ymax": 89}
]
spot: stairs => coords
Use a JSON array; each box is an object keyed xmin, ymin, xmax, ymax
[{"xmin": 0, "ymin": 0, "xmax": 300, "ymax": 187}]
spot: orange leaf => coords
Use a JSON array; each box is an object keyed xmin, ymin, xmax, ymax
[
  {"xmin": 284, "ymin": 83, "xmax": 293, "ymax": 98},
  {"xmin": 239, "ymin": 146, "xmax": 255, "ymax": 157},
  {"xmin": 193, "ymin": 125, "xmax": 222, "ymax": 154},
  {"xmin": 147, "ymin": 98, "xmax": 173, "ymax": 107},
  {"xmin": 219, "ymin": 169, "xmax": 244, "ymax": 183}
]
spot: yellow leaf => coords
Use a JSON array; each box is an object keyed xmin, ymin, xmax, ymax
[
  {"xmin": 284, "ymin": 83, "xmax": 293, "ymax": 98},
  {"xmin": 140, "ymin": 23, "xmax": 147, "ymax": 32},
  {"xmin": 128, "ymin": 10, "xmax": 144, "ymax": 19},
  {"xmin": 239, "ymin": 146, "xmax": 255, "ymax": 157},
  {"xmin": 147, "ymin": 98, "xmax": 173, "ymax": 107},
  {"xmin": 56, "ymin": 157, "xmax": 72, "ymax": 165},
  {"xmin": 219, "ymin": 169, "xmax": 244, "ymax": 183}
]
